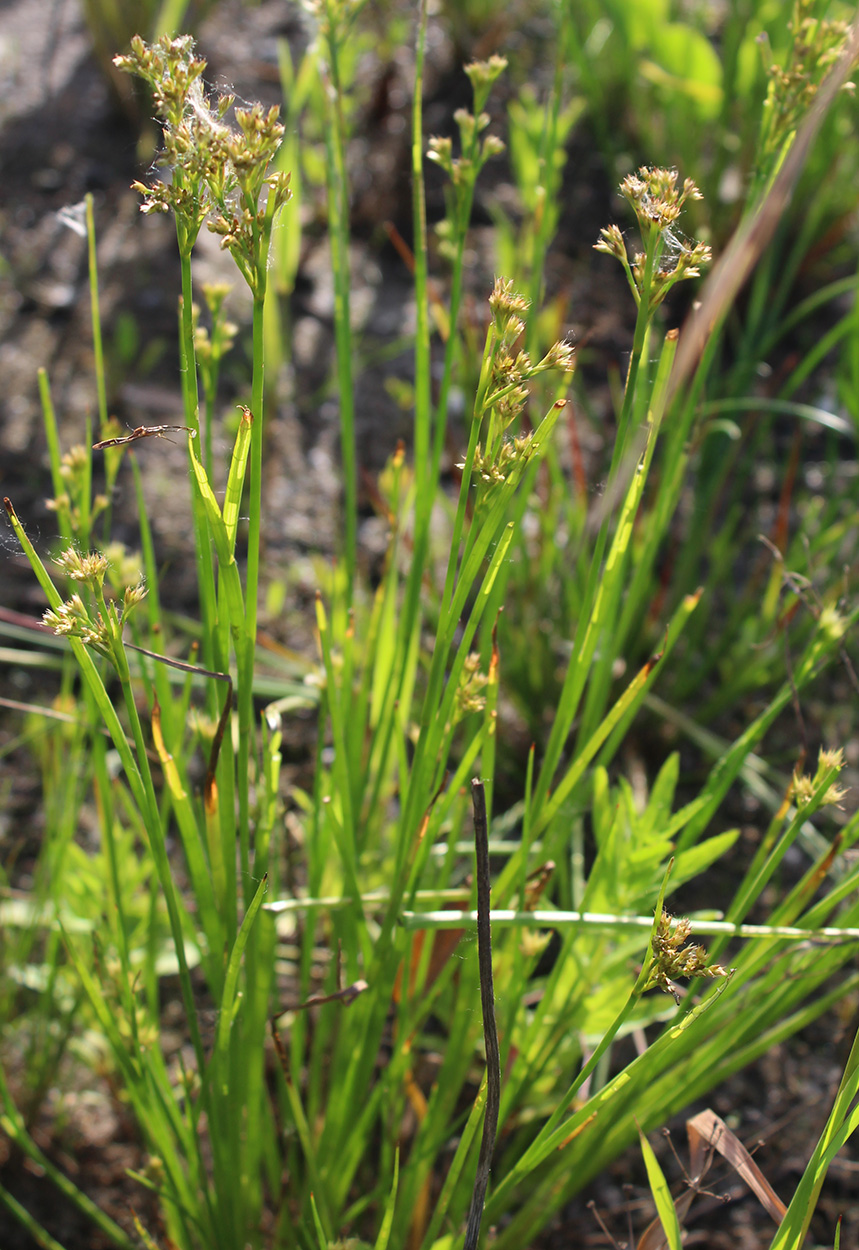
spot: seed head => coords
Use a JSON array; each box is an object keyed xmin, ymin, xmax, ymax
[
  {"xmin": 453, "ymin": 652, "xmax": 490, "ymax": 721},
  {"xmin": 646, "ymin": 911, "xmax": 730, "ymax": 1003},
  {"xmin": 54, "ymin": 548, "xmax": 109, "ymax": 587},
  {"xmin": 117, "ymin": 35, "xmax": 291, "ymax": 292},
  {"xmin": 59, "ymin": 445, "xmax": 88, "ymax": 480},
  {"xmin": 489, "ymin": 278, "xmax": 531, "ymax": 343},
  {"xmin": 482, "ymin": 134, "xmax": 506, "ymax": 160},
  {"xmin": 536, "ymin": 340, "xmax": 576, "ymax": 375},
  {"xmin": 123, "ymin": 582, "xmax": 148, "ymax": 616},
  {"xmin": 43, "ymin": 595, "xmax": 112, "ymax": 658},
  {"xmin": 594, "ymin": 224, "xmax": 626, "ymax": 263},
  {"xmin": 43, "ymin": 594, "xmax": 88, "ymax": 635},
  {"xmin": 114, "ymin": 35, "xmax": 206, "ymax": 128},
  {"xmin": 597, "ymin": 167, "xmax": 711, "ymax": 312},
  {"xmin": 427, "ymin": 136, "xmax": 454, "ymax": 176},
  {"xmin": 819, "ymin": 603, "xmax": 847, "ymax": 642},
  {"xmin": 792, "ymin": 746, "xmax": 848, "ymax": 809},
  {"xmin": 759, "ymin": 4, "xmax": 851, "ymax": 166},
  {"xmin": 464, "ymin": 55, "xmax": 508, "ymax": 97}
]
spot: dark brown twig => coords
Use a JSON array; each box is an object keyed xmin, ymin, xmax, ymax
[
  {"xmin": 272, "ymin": 978, "xmax": 369, "ymax": 1018},
  {"xmin": 123, "ymin": 641, "xmax": 233, "ymax": 796},
  {"xmin": 123, "ymin": 641, "xmax": 230, "ymax": 683},
  {"xmin": 464, "ymin": 778, "xmax": 501, "ymax": 1250}
]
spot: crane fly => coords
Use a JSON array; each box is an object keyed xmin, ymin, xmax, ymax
[{"xmin": 93, "ymin": 424, "xmax": 197, "ymax": 450}]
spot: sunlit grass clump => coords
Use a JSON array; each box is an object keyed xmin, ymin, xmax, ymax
[{"xmin": 2, "ymin": 3, "xmax": 859, "ymax": 1249}]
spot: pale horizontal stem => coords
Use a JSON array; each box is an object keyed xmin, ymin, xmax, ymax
[
  {"xmin": 265, "ymin": 888, "xmax": 471, "ymax": 914},
  {"xmin": 400, "ymin": 909, "xmax": 859, "ymax": 943}
]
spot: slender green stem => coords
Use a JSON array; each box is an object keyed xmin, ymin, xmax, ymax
[
  {"xmin": 245, "ymin": 297, "xmax": 266, "ymax": 648},
  {"xmin": 236, "ymin": 294, "xmax": 267, "ymax": 900},
  {"xmin": 411, "ymin": 0, "xmax": 431, "ymax": 504},
  {"xmin": 0, "ymin": 1183, "xmax": 68, "ymax": 1250},
  {"xmin": 85, "ymin": 194, "xmax": 108, "ymax": 435},
  {"xmin": 524, "ymin": 0, "xmax": 570, "ymax": 352},
  {"xmin": 322, "ymin": 5, "xmax": 357, "ymax": 599},
  {"xmin": 178, "ymin": 248, "xmax": 219, "ymax": 684}
]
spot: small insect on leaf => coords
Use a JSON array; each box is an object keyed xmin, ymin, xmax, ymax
[{"xmin": 93, "ymin": 425, "xmax": 197, "ymax": 450}]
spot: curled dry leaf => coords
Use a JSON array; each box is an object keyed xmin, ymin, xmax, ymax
[{"xmin": 637, "ymin": 1108, "xmax": 787, "ymax": 1250}]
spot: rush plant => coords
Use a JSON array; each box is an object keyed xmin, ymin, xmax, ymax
[{"xmin": 2, "ymin": 6, "xmax": 859, "ymax": 1250}]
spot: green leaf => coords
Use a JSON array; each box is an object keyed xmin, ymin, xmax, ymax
[
  {"xmin": 639, "ymin": 22, "xmax": 723, "ymax": 119},
  {"xmin": 639, "ymin": 1127, "xmax": 683, "ymax": 1250},
  {"xmin": 626, "ymin": 0, "xmax": 670, "ymax": 50},
  {"xmin": 671, "ymin": 831, "xmax": 739, "ymax": 888},
  {"xmin": 373, "ymin": 1149, "xmax": 399, "ymax": 1250},
  {"xmin": 223, "ymin": 405, "xmax": 253, "ymax": 550},
  {"xmin": 212, "ymin": 873, "xmax": 269, "ymax": 1095}
]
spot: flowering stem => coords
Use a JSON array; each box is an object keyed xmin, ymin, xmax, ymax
[
  {"xmin": 524, "ymin": 0, "xmax": 571, "ymax": 358},
  {"xmin": 321, "ymin": 9, "xmax": 357, "ymax": 602},
  {"xmin": 391, "ymin": 0, "xmax": 432, "ymax": 752},
  {"xmin": 178, "ymin": 244, "xmax": 220, "ymax": 688},
  {"xmin": 85, "ymin": 194, "xmax": 108, "ymax": 438},
  {"xmin": 412, "ymin": 0, "xmax": 431, "ymax": 508},
  {"xmin": 613, "ymin": 247, "xmax": 657, "ymax": 471},
  {"xmin": 236, "ymin": 292, "xmax": 267, "ymax": 899}
]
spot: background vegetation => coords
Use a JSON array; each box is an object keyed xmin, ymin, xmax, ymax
[{"xmin": 2, "ymin": 1, "xmax": 859, "ymax": 1247}]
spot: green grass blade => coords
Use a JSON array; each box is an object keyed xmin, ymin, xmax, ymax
[
  {"xmin": 373, "ymin": 1148, "xmax": 400, "ymax": 1250},
  {"xmin": 639, "ymin": 1127, "xmax": 683, "ymax": 1250}
]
